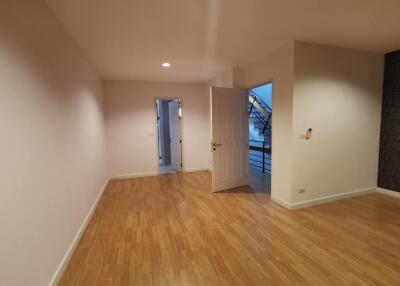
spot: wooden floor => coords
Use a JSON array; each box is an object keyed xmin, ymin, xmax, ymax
[{"xmin": 59, "ymin": 171, "xmax": 400, "ymax": 286}]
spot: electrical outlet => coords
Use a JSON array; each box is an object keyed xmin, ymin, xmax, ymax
[{"xmin": 298, "ymin": 188, "xmax": 306, "ymax": 194}]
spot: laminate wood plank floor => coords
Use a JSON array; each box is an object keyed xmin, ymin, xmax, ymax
[{"xmin": 59, "ymin": 171, "xmax": 400, "ymax": 285}]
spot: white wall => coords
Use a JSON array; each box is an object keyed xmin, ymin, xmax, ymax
[
  {"xmin": 210, "ymin": 69, "xmax": 234, "ymax": 88},
  {"xmin": 105, "ymin": 80, "xmax": 211, "ymax": 177},
  {"xmin": 210, "ymin": 67, "xmax": 244, "ymax": 88},
  {"xmin": 0, "ymin": 1, "xmax": 107, "ymax": 286},
  {"xmin": 242, "ymin": 42, "xmax": 295, "ymax": 204},
  {"xmin": 291, "ymin": 42, "xmax": 383, "ymax": 204},
  {"xmin": 241, "ymin": 41, "xmax": 383, "ymax": 207}
]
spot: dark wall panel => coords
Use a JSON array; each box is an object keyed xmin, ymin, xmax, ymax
[{"xmin": 378, "ymin": 51, "xmax": 400, "ymax": 192}]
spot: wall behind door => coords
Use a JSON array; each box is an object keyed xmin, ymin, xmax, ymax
[{"xmin": 105, "ymin": 80, "xmax": 210, "ymax": 177}]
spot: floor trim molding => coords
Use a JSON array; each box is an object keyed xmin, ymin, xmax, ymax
[
  {"xmin": 48, "ymin": 178, "xmax": 109, "ymax": 286},
  {"xmin": 109, "ymin": 172, "xmax": 159, "ymax": 180},
  {"xmin": 272, "ymin": 187, "xmax": 377, "ymax": 210},
  {"xmin": 183, "ymin": 167, "xmax": 211, "ymax": 173},
  {"xmin": 271, "ymin": 195, "xmax": 292, "ymax": 209},
  {"xmin": 376, "ymin": 187, "xmax": 400, "ymax": 198},
  {"xmin": 110, "ymin": 168, "xmax": 211, "ymax": 180},
  {"xmin": 290, "ymin": 187, "xmax": 376, "ymax": 209}
]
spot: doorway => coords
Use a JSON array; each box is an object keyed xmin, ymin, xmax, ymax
[
  {"xmin": 248, "ymin": 83, "xmax": 272, "ymax": 193},
  {"xmin": 156, "ymin": 98, "xmax": 183, "ymax": 174}
]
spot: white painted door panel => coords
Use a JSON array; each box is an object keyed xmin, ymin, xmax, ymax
[
  {"xmin": 211, "ymin": 87, "xmax": 248, "ymax": 192},
  {"xmin": 169, "ymin": 100, "xmax": 182, "ymax": 172}
]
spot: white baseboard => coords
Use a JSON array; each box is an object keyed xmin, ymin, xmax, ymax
[
  {"xmin": 271, "ymin": 195, "xmax": 292, "ymax": 209},
  {"xmin": 183, "ymin": 167, "xmax": 210, "ymax": 173},
  {"xmin": 376, "ymin": 187, "xmax": 400, "ymax": 198},
  {"xmin": 109, "ymin": 172, "xmax": 159, "ymax": 180},
  {"xmin": 290, "ymin": 187, "xmax": 376, "ymax": 209},
  {"xmin": 272, "ymin": 187, "xmax": 377, "ymax": 210},
  {"xmin": 48, "ymin": 178, "xmax": 110, "ymax": 286},
  {"xmin": 110, "ymin": 168, "xmax": 211, "ymax": 180}
]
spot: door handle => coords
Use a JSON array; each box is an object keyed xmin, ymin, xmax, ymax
[{"xmin": 211, "ymin": 142, "xmax": 222, "ymax": 151}]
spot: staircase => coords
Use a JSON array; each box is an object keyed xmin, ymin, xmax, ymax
[
  {"xmin": 248, "ymin": 91, "xmax": 272, "ymax": 142},
  {"xmin": 248, "ymin": 90, "xmax": 272, "ymax": 173}
]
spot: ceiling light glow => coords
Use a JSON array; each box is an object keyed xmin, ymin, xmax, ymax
[{"xmin": 162, "ymin": 62, "xmax": 171, "ymax": 68}]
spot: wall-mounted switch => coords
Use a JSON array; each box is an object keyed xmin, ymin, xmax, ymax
[{"xmin": 300, "ymin": 128, "xmax": 312, "ymax": 140}]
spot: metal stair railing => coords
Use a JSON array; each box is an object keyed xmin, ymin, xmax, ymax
[{"xmin": 249, "ymin": 139, "xmax": 271, "ymax": 173}]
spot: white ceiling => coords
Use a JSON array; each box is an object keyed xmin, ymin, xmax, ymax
[{"xmin": 46, "ymin": 0, "xmax": 400, "ymax": 83}]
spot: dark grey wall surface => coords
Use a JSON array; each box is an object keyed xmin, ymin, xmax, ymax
[{"xmin": 378, "ymin": 50, "xmax": 400, "ymax": 192}]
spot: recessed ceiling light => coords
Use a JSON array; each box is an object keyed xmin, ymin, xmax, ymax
[{"xmin": 162, "ymin": 62, "xmax": 171, "ymax": 68}]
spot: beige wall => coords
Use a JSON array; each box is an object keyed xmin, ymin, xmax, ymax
[
  {"xmin": 242, "ymin": 42, "xmax": 295, "ymax": 203},
  {"xmin": 105, "ymin": 80, "xmax": 211, "ymax": 177},
  {"xmin": 291, "ymin": 42, "xmax": 383, "ymax": 205},
  {"xmin": 0, "ymin": 1, "xmax": 107, "ymax": 286},
  {"xmin": 210, "ymin": 69, "xmax": 234, "ymax": 88},
  {"xmin": 210, "ymin": 67, "xmax": 244, "ymax": 88},
  {"xmin": 241, "ymin": 41, "xmax": 383, "ymax": 207}
]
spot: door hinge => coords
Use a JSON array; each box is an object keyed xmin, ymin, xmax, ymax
[{"xmin": 180, "ymin": 139, "xmax": 182, "ymax": 143}]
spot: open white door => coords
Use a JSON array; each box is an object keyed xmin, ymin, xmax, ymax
[
  {"xmin": 169, "ymin": 100, "xmax": 182, "ymax": 172},
  {"xmin": 211, "ymin": 87, "xmax": 248, "ymax": 192}
]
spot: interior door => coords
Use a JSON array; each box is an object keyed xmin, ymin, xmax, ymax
[
  {"xmin": 211, "ymin": 87, "xmax": 248, "ymax": 192},
  {"xmin": 169, "ymin": 100, "xmax": 182, "ymax": 172}
]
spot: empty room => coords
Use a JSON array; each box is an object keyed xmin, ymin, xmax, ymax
[{"xmin": 1, "ymin": 1, "xmax": 400, "ymax": 285}]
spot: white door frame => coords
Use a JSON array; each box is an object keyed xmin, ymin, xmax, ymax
[{"xmin": 154, "ymin": 97, "xmax": 184, "ymax": 174}]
